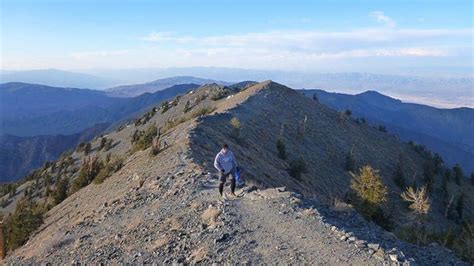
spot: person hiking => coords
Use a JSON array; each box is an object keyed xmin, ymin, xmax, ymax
[{"xmin": 214, "ymin": 143, "xmax": 238, "ymax": 198}]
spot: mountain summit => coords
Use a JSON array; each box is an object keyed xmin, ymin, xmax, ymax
[{"xmin": 2, "ymin": 81, "xmax": 470, "ymax": 264}]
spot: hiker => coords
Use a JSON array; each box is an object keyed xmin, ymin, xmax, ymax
[{"xmin": 214, "ymin": 143, "xmax": 238, "ymax": 198}]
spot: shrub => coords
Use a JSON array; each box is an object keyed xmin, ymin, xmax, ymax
[
  {"xmin": 312, "ymin": 93, "xmax": 318, "ymax": 102},
  {"xmin": 276, "ymin": 138, "xmax": 287, "ymax": 160},
  {"xmin": 229, "ymin": 117, "xmax": 241, "ymax": 138},
  {"xmin": 210, "ymin": 87, "xmax": 229, "ymax": 100},
  {"xmin": 160, "ymin": 101, "xmax": 171, "ymax": 113},
  {"xmin": 471, "ymin": 172, "xmax": 474, "ymax": 185},
  {"xmin": 84, "ymin": 143, "xmax": 91, "ymax": 155},
  {"xmin": 401, "ymin": 186, "xmax": 430, "ymax": 217},
  {"xmin": 355, "ymin": 118, "xmax": 367, "ymax": 125},
  {"xmin": 191, "ymin": 106, "xmax": 216, "ymax": 118},
  {"xmin": 453, "ymin": 164, "xmax": 463, "ymax": 185},
  {"xmin": 378, "ymin": 125, "xmax": 387, "ymax": 132},
  {"xmin": 171, "ymin": 95, "xmax": 181, "ymax": 106},
  {"xmin": 4, "ymin": 198, "xmax": 44, "ymax": 251},
  {"xmin": 76, "ymin": 142, "xmax": 86, "ymax": 152},
  {"xmin": 422, "ymin": 161, "xmax": 435, "ymax": 192},
  {"xmin": 344, "ymin": 109, "xmax": 352, "ymax": 116},
  {"xmin": 162, "ymin": 119, "xmax": 181, "ymax": 134},
  {"xmin": 350, "ymin": 166, "xmax": 388, "ymax": 218},
  {"xmin": 70, "ymin": 156, "xmax": 103, "ymax": 193},
  {"xmin": 345, "ymin": 151, "xmax": 356, "ymax": 172},
  {"xmin": 183, "ymin": 100, "xmax": 191, "ymax": 113},
  {"xmin": 99, "ymin": 137, "xmax": 108, "ymax": 150},
  {"xmin": 93, "ymin": 156, "xmax": 123, "ymax": 184},
  {"xmin": 52, "ymin": 178, "xmax": 69, "ymax": 205},
  {"xmin": 393, "ymin": 162, "xmax": 406, "ymax": 189},
  {"xmin": 133, "ymin": 125, "xmax": 158, "ymax": 151},
  {"xmin": 288, "ymin": 157, "xmax": 307, "ymax": 179}
]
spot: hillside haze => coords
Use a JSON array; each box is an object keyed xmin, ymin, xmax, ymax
[
  {"xmin": 302, "ymin": 89, "xmax": 474, "ymax": 172},
  {"xmin": 2, "ymin": 81, "xmax": 470, "ymax": 264}
]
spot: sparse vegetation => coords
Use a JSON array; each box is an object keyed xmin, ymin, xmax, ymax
[
  {"xmin": 3, "ymin": 198, "xmax": 44, "ymax": 251},
  {"xmin": 288, "ymin": 157, "xmax": 307, "ymax": 179},
  {"xmin": 183, "ymin": 100, "xmax": 191, "ymax": 113},
  {"xmin": 191, "ymin": 106, "xmax": 216, "ymax": 118},
  {"xmin": 52, "ymin": 177, "xmax": 69, "ymax": 204},
  {"xmin": 422, "ymin": 160, "xmax": 435, "ymax": 192},
  {"xmin": 276, "ymin": 138, "xmax": 287, "ymax": 160},
  {"xmin": 160, "ymin": 101, "xmax": 171, "ymax": 113},
  {"xmin": 393, "ymin": 160, "xmax": 406, "ymax": 189},
  {"xmin": 70, "ymin": 156, "xmax": 104, "ymax": 193},
  {"xmin": 344, "ymin": 149, "xmax": 356, "ymax": 172},
  {"xmin": 210, "ymin": 87, "xmax": 229, "ymax": 101},
  {"xmin": 132, "ymin": 124, "xmax": 158, "ymax": 151},
  {"xmin": 93, "ymin": 156, "xmax": 124, "ymax": 184},
  {"xmin": 453, "ymin": 164, "xmax": 463, "ymax": 185},
  {"xmin": 84, "ymin": 143, "xmax": 91, "ymax": 155}
]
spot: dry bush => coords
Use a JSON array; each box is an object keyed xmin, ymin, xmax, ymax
[{"xmin": 401, "ymin": 186, "xmax": 430, "ymax": 217}]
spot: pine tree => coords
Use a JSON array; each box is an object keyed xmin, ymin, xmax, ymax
[
  {"xmin": 393, "ymin": 160, "xmax": 406, "ymax": 189},
  {"xmin": 4, "ymin": 198, "xmax": 44, "ymax": 250},
  {"xmin": 453, "ymin": 164, "xmax": 463, "ymax": 185},
  {"xmin": 423, "ymin": 161, "xmax": 435, "ymax": 192},
  {"xmin": 53, "ymin": 178, "xmax": 69, "ymax": 205},
  {"xmin": 350, "ymin": 166, "xmax": 388, "ymax": 218},
  {"xmin": 345, "ymin": 150, "xmax": 356, "ymax": 172},
  {"xmin": 276, "ymin": 138, "xmax": 287, "ymax": 160}
]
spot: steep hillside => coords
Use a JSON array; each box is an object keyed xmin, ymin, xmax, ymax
[
  {"xmin": 0, "ymin": 123, "xmax": 110, "ymax": 182},
  {"xmin": 301, "ymin": 89, "xmax": 474, "ymax": 172},
  {"xmin": 2, "ymin": 82, "xmax": 471, "ymax": 264},
  {"xmin": 106, "ymin": 76, "xmax": 229, "ymax": 97}
]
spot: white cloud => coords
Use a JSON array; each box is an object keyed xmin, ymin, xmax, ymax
[
  {"xmin": 70, "ymin": 50, "xmax": 129, "ymax": 60},
  {"xmin": 141, "ymin": 32, "xmax": 194, "ymax": 43},
  {"xmin": 370, "ymin": 11, "xmax": 396, "ymax": 28},
  {"xmin": 140, "ymin": 28, "xmax": 471, "ymax": 57}
]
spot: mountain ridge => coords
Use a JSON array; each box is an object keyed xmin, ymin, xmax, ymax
[{"xmin": 2, "ymin": 81, "xmax": 470, "ymax": 263}]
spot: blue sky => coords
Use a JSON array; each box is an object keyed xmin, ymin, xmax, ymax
[{"xmin": 1, "ymin": 0, "xmax": 473, "ymax": 75}]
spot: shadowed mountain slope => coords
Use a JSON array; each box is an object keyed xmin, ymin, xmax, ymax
[{"xmin": 301, "ymin": 89, "xmax": 474, "ymax": 173}]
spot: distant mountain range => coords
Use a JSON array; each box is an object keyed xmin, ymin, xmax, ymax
[
  {"xmin": 0, "ymin": 81, "xmax": 202, "ymax": 182},
  {"xmin": 301, "ymin": 89, "xmax": 474, "ymax": 172},
  {"xmin": 106, "ymin": 76, "xmax": 229, "ymax": 97},
  {"xmin": 0, "ymin": 69, "xmax": 118, "ymax": 89},
  {"xmin": 0, "ymin": 123, "xmax": 110, "ymax": 182},
  {"xmin": 1, "ymin": 81, "xmax": 200, "ymax": 136}
]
